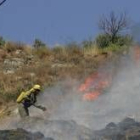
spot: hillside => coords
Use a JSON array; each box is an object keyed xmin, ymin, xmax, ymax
[
  {"xmin": 0, "ymin": 41, "xmax": 135, "ymax": 119},
  {"xmin": 0, "ymin": 41, "xmax": 126, "ymax": 104},
  {"xmin": 0, "ymin": 39, "xmax": 139, "ymax": 140}
]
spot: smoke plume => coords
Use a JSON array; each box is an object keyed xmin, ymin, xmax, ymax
[{"xmin": 23, "ymin": 48, "xmax": 140, "ymax": 131}]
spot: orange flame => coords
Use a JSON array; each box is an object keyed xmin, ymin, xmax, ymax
[
  {"xmin": 79, "ymin": 72, "xmax": 99, "ymax": 92},
  {"xmin": 83, "ymin": 91, "xmax": 101, "ymax": 101},
  {"xmin": 78, "ymin": 45, "xmax": 140, "ymax": 101},
  {"xmin": 78, "ymin": 72, "xmax": 112, "ymax": 101},
  {"xmin": 95, "ymin": 79, "xmax": 111, "ymax": 90}
]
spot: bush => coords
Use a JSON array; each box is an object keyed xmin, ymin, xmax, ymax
[
  {"xmin": 33, "ymin": 39, "xmax": 46, "ymax": 49},
  {"xmin": 0, "ymin": 36, "xmax": 5, "ymax": 47},
  {"xmin": 95, "ymin": 34, "xmax": 133, "ymax": 48},
  {"xmin": 99, "ymin": 43, "xmax": 130, "ymax": 54},
  {"xmin": 115, "ymin": 35, "xmax": 133, "ymax": 46},
  {"xmin": 95, "ymin": 34, "xmax": 111, "ymax": 48}
]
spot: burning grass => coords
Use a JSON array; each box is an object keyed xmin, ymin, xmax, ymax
[{"xmin": 78, "ymin": 71, "xmax": 113, "ymax": 101}]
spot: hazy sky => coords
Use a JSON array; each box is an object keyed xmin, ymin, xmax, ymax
[{"xmin": 0, "ymin": 0, "xmax": 140, "ymax": 46}]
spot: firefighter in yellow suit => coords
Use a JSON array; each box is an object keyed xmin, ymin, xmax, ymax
[{"xmin": 16, "ymin": 84, "xmax": 46, "ymax": 118}]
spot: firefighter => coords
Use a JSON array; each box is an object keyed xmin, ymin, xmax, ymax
[{"xmin": 16, "ymin": 84, "xmax": 46, "ymax": 118}]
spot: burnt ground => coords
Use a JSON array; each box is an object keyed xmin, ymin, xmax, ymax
[
  {"xmin": 0, "ymin": 128, "xmax": 52, "ymax": 140},
  {"xmin": 1, "ymin": 117, "xmax": 140, "ymax": 140}
]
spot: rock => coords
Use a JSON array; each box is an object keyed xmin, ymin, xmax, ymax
[
  {"xmin": 25, "ymin": 55, "xmax": 34, "ymax": 65},
  {"xmin": 105, "ymin": 122, "xmax": 117, "ymax": 129},
  {"xmin": 3, "ymin": 69, "xmax": 15, "ymax": 74},
  {"xmin": 17, "ymin": 118, "xmax": 94, "ymax": 140},
  {"xmin": 3, "ymin": 58, "xmax": 25, "ymax": 74},
  {"xmin": 51, "ymin": 63, "xmax": 74, "ymax": 68},
  {"xmin": 118, "ymin": 117, "xmax": 140, "ymax": 131},
  {"xmin": 4, "ymin": 58, "xmax": 24, "ymax": 67},
  {"xmin": 94, "ymin": 118, "xmax": 140, "ymax": 140},
  {"xmin": 15, "ymin": 50, "xmax": 22, "ymax": 55},
  {"xmin": 128, "ymin": 135, "xmax": 140, "ymax": 140},
  {"xmin": 29, "ymin": 72, "xmax": 36, "ymax": 77},
  {"xmin": 0, "ymin": 128, "xmax": 51, "ymax": 140}
]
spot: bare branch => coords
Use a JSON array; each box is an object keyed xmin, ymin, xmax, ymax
[{"xmin": 0, "ymin": 0, "xmax": 6, "ymax": 6}]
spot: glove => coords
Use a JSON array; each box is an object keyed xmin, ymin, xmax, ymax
[{"xmin": 40, "ymin": 106, "xmax": 47, "ymax": 111}]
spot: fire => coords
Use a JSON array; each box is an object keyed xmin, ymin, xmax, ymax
[
  {"xmin": 83, "ymin": 91, "xmax": 101, "ymax": 101},
  {"xmin": 96, "ymin": 79, "xmax": 111, "ymax": 90},
  {"xmin": 78, "ymin": 72, "xmax": 99, "ymax": 92},
  {"xmin": 78, "ymin": 45, "xmax": 140, "ymax": 101},
  {"xmin": 78, "ymin": 72, "xmax": 112, "ymax": 101}
]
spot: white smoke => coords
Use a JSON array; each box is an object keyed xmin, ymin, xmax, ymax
[
  {"xmin": 33, "ymin": 50, "xmax": 140, "ymax": 130},
  {"xmin": 1, "ymin": 47, "xmax": 140, "ymax": 138}
]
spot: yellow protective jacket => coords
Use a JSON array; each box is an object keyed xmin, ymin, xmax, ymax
[{"xmin": 16, "ymin": 88, "xmax": 36, "ymax": 103}]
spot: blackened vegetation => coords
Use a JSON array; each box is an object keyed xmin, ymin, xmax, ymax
[
  {"xmin": 1, "ymin": 118, "xmax": 140, "ymax": 140},
  {"xmin": 0, "ymin": 128, "xmax": 53, "ymax": 140},
  {"xmin": 94, "ymin": 117, "xmax": 140, "ymax": 140}
]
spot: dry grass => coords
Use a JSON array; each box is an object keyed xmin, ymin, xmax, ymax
[
  {"xmin": 4, "ymin": 42, "xmax": 26, "ymax": 53},
  {"xmin": 0, "ymin": 42, "xmax": 128, "ymax": 104},
  {"xmin": 32, "ymin": 47, "xmax": 52, "ymax": 59}
]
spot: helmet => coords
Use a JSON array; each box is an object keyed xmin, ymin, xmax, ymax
[{"xmin": 33, "ymin": 84, "xmax": 41, "ymax": 91}]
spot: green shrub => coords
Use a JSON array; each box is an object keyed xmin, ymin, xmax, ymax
[
  {"xmin": 33, "ymin": 39, "xmax": 46, "ymax": 49},
  {"xmin": 115, "ymin": 35, "xmax": 133, "ymax": 46},
  {"xmin": 95, "ymin": 34, "xmax": 111, "ymax": 48},
  {"xmin": 96, "ymin": 34, "xmax": 133, "ymax": 48},
  {"xmin": 100, "ymin": 43, "xmax": 130, "ymax": 54},
  {"xmin": 0, "ymin": 36, "xmax": 5, "ymax": 47}
]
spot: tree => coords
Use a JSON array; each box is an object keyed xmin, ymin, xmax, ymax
[
  {"xmin": 98, "ymin": 11, "xmax": 130, "ymax": 43},
  {"xmin": 0, "ymin": 0, "xmax": 7, "ymax": 6}
]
